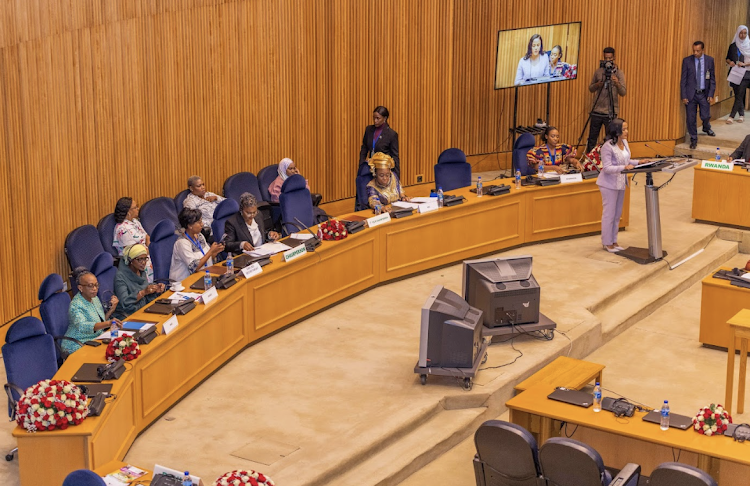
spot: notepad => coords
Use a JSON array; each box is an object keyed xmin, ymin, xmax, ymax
[{"xmin": 121, "ymin": 321, "xmax": 157, "ymax": 331}]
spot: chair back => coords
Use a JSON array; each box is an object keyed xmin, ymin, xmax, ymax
[
  {"xmin": 38, "ymin": 274, "xmax": 71, "ymax": 365},
  {"xmin": 223, "ymin": 172, "xmax": 263, "ymax": 204},
  {"xmin": 174, "ymin": 189, "xmax": 190, "ymax": 213},
  {"xmin": 91, "ymin": 252, "xmax": 117, "ymax": 309},
  {"xmin": 512, "ymin": 133, "xmax": 536, "ymax": 176},
  {"xmin": 96, "ymin": 213, "xmax": 119, "ymax": 257},
  {"xmin": 211, "ymin": 199, "xmax": 240, "ymax": 241},
  {"xmin": 280, "ymin": 174, "xmax": 314, "ymax": 234},
  {"xmin": 257, "ymin": 164, "xmax": 280, "ymax": 203},
  {"xmin": 650, "ymin": 462, "xmax": 717, "ymax": 486},
  {"xmin": 140, "ymin": 197, "xmax": 180, "ymax": 235},
  {"xmin": 150, "ymin": 219, "xmax": 177, "ymax": 283},
  {"xmin": 435, "ymin": 147, "xmax": 472, "ymax": 192},
  {"xmin": 63, "ymin": 470, "xmax": 107, "ymax": 486},
  {"xmin": 64, "ymin": 225, "xmax": 106, "ymax": 273},
  {"xmin": 539, "ymin": 437, "xmax": 610, "ymax": 486},
  {"xmin": 355, "ymin": 163, "xmax": 374, "ymax": 211},
  {"xmin": 473, "ymin": 420, "xmax": 543, "ymax": 486},
  {"xmin": 2, "ymin": 317, "xmax": 58, "ymax": 405}
]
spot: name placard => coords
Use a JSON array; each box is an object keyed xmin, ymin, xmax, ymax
[
  {"xmin": 366, "ymin": 212, "xmax": 391, "ymax": 228},
  {"xmin": 283, "ymin": 244, "xmax": 307, "ymax": 262},
  {"xmin": 162, "ymin": 315, "xmax": 178, "ymax": 336},
  {"xmin": 560, "ymin": 173, "xmax": 583, "ymax": 184},
  {"xmin": 201, "ymin": 286, "xmax": 218, "ymax": 305},
  {"xmin": 241, "ymin": 262, "xmax": 263, "ymax": 279},
  {"xmin": 701, "ymin": 161, "xmax": 734, "ymax": 171},
  {"xmin": 418, "ymin": 200, "xmax": 439, "ymax": 214}
]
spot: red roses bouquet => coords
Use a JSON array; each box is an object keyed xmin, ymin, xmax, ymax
[
  {"xmin": 16, "ymin": 379, "xmax": 88, "ymax": 432},
  {"xmin": 692, "ymin": 403, "xmax": 732, "ymax": 436},
  {"xmin": 105, "ymin": 336, "xmax": 141, "ymax": 362},
  {"xmin": 213, "ymin": 470, "xmax": 275, "ymax": 486},
  {"xmin": 317, "ymin": 218, "xmax": 348, "ymax": 241}
]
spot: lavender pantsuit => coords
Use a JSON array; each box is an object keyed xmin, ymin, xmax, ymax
[{"xmin": 597, "ymin": 140, "xmax": 630, "ymax": 246}]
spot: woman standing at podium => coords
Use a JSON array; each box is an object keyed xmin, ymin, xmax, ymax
[{"xmin": 597, "ymin": 118, "xmax": 635, "ymax": 253}]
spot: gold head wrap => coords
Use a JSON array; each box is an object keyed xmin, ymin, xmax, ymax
[
  {"xmin": 123, "ymin": 244, "xmax": 148, "ymax": 265},
  {"xmin": 368, "ymin": 152, "xmax": 395, "ymax": 176}
]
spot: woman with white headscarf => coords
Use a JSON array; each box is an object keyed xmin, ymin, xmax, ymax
[
  {"xmin": 268, "ymin": 158, "xmax": 310, "ymax": 203},
  {"xmin": 726, "ymin": 25, "xmax": 750, "ymax": 123}
]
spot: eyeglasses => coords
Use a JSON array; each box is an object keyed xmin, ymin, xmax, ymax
[
  {"xmin": 81, "ymin": 283, "xmax": 100, "ymax": 289},
  {"xmin": 133, "ymin": 256, "xmax": 149, "ymax": 263}
]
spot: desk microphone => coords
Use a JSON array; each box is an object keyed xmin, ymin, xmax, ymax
[
  {"xmin": 290, "ymin": 217, "xmax": 322, "ymax": 251},
  {"xmin": 643, "ymin": 144, "xmax": 666, "ymax": 158},
  {"xmin": 654, "ymin": 140, "xmax": 691, "ymax": 159}
]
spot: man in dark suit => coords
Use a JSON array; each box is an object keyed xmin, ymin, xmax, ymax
[
  {"xmin": 681, "ymin": 41, "xmax": 716, "ymax": 149},
  {"xmin": 224, "ymin": 193, "xmax": 280, "ymax": 255}
]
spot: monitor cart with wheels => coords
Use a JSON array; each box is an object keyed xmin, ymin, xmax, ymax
[{"xmin": 414, "ymin": 339, "xmax": 489, "ymax": 390}]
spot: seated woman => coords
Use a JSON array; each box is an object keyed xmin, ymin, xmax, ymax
[
  {"xmin": 113, "ymin": 244, "xmax": 165, "ymax": 319},
  {"xmin": 183, "ymin": 175, "xmax": 225, "ymax": 236},
  {"xmin": 548, "ymin": 45, "xmax": 572, "ymax": 78},
  {"xmin": 170, "ymin": 208, "xmax": 225, "ymax": 283},
  {"xmin": 730, "ymin": 134, "xmax": 750, "ymax": 161},
  {"xmin": 526, "ymin": 126, "xmax": 581, "ymax": 174},
  {"xmin": 269, "ymin": 158, "xmax": 310, "ymax": 203},
  {"xmin": 113, "ymin": 197, "xmax": 153, "ymax": 282},
  {"xmin": 61, "ymin": 268, "xmax": 121, "ymax": 356},
  {"xmin": 224, "ymin": 193, "xmax": 281, "ymax": 254},
  {"xmin": 366, "ymin": 152, "xmax": 410, "ymax": 211}
]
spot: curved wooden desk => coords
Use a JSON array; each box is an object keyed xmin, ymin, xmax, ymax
[
  {"xmin": 692, "ymin": 165, "xmax": 750, "ymax": 229},
  {"xmin": 13, "ymin": 180, "xmax": 629, "ymax": 485}
]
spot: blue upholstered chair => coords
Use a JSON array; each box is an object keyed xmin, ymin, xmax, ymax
[
  {"xmin": 512, "ymin": 133, "xmax": 536, "ymax": 176},
  {"xmin": 473, "ymin": 420, "xmax": 543, "ymax": 486},
  {"xmin": 2, "ymin": 316, "xmax": 58, "ymax": 460},
  {"xmin": 650, "ymin": 462, "xmax": 717, "ymax": 486},
  {"xmin": 435, "ymin": 148, "xmax": 472, "ymax": 192},
  {"xmin": 140, "ymin": 197, "xmax": 180, "ymax": 235},
  {"xmin": 174, "ymin": 189, "xmax": 190, "ymax": 213},
  {"xmin": 38, "ymin": 274, "xmax": 73, "ymax": 365},
  {"xmin": 257, "ymin": 164, "xmax": 280, "ymax": 203},
  {"xmin": 280, "ymin": 174, "xmax": 315, "ymax": 235},
  {"xmin": 150, "ymin": 219, "xmax": 177, "ymax": 283},
  {"xmin": 91, "ymin": 252, "xmax": 117, "ymax": 315},
  {"xmin": 355, "ymin": 163, "xmax": 374, "ymax": 211},
  {"xmin": 539, "ymin": 437, "xmax": 614, "ymax": 486},
  {"xmin": 96, "ymin": 213, "xmax": 119, "ymax": 258},
  {"xmin": 65, "ymin": 225, "xmax": 106, "ymax": 274},
  {"xmin": 223, "ymin": 172, "xmax": 263, "ymax": 205},
  {"xmin": 212, "ymin": 198, "xmax": 240, "ymax": 243},
  {"xmin": 63, "ymin": 470, "xmax": 107, "ymax": 486}
]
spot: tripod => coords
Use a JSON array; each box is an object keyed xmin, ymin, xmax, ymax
[{"xmin": 574, "ymin": 69, "xmax": 616, "ymax": 164}]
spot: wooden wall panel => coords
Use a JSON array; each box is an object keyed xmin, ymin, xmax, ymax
[{"xmin": 0, "ymin": 0, "xmax": 747, "ymax": 324}]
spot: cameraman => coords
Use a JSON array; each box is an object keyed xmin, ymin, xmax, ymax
[{"xmin": 586, "ymin": 47, "xmax": 627, "ymax": 153}]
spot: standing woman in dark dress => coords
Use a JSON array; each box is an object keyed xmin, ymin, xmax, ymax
[
  {"xmin": 726, "ymin": 25, "xmax": 750, "ymax": 124},
  {"xmin": 359, "ymin": 106, "xmax": 400, "ymax": 179}
]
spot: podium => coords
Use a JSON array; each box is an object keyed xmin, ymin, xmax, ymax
[{"xmin": 618, "ymin": 158, "xmax": 698, "ymax": 264}]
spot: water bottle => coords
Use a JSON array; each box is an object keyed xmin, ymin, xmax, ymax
[
  {"xmin": 183, "ymin": 471, "xmax": 193, "ymax": 486},
  {"xmin": 660, "ymin": 400, "xmax": 670, "ymax": 430},
  {"xmin": 437, "ymin": 186, "xmax": 444, "ymax": 208},
  {"xmin": 225, "ymin": 253, "xmax": 234, "ymax": 275},
  {"xmin": 593, "ymin": 382, "xmax": 602, "ymax": 412},
  {"xmin": 110, "ymin": 321, "xmax": 118, "ymax": 339},
  {"xmin": 538, "ymin": 159, "xmax": 546, "ymax": 178},
  {"xmin": 515, "ymin": 170, "xmax": 521, "ymax": 190},
  {"xmin": 374, "ymin": 204, "xmax": 382, "ymax": 215},
  {"xmin": 476, "ymin": 176, "xmax": 483, "ymax": 197},
  {"xmin": 204, "ymin": 270, "xmax": 212, "ymax": 289},
  {"xmin": 716, "ymin": 148, "xmax": 721, "ymax": 162}
]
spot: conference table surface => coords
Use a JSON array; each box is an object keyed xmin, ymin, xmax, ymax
[{"xmin": 12, "ymin": 178, "xmax": 630, "ymax": 486}]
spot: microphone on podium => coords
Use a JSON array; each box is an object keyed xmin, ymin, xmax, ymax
[{"xmin": 654, "ymin": 140, "xmax": 691, "ymax": 159}]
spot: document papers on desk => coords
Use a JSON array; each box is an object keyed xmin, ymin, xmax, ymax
[
  {"xmin": 289, "ymin": 232, "xmax": 315, "ymax": 240},
  {"xmin": 392, "ymin": 201, "xmax": 421, "ymax": 210},
  {"xmin": 246, "ymin": 241, "xmax": 291, "ymax": 257}
]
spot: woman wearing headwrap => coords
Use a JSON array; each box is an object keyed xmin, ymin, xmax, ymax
[
  {"xmin": 113, "ymin": 197, "xmax": 154, "ymax": 282},
  {"xmin": 268, "ymin": 158, "xmax": 310, "ymax": 203},
  {"xmin": 366, "ymin": 152, "xmax": 409, "ymax": 212},
  {"xmin": 726, "ymin": 25, "xmax": 750, "ymax": 123},
  {"xmin": 113, "ymin": 244, "xmax": 165, "ymax": 319}
]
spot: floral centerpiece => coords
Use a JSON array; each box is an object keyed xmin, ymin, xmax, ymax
[
  {"xmin": 317, "ymin": 218, "xmax": 348, "ymax": 241},
  {"xmin": 691, "ymin": 403, "xmax": 732, "ymax": 436},
  {"xmin": 105, "ymin": 336, "xmax": 141, "ymax": 362},
  {"xmin": 213, "ymin": 470, "xmax": 275, "ymax": 486},
  {"xmin": 16, "ymin": 379, "xmax": 88, "ymax": 432}
]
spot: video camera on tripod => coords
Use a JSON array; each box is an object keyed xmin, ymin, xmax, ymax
[{"xmin": 599, "ymin": 59, "xmax": 616, "ymax": 79}]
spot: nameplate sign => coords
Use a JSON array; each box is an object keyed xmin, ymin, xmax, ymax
[
  {"xmin": 560, "ymin": 173, "xmax": 583, "ymax": 184},
  {"xmin": 162, "ymin": 315, "xmax": 178, "ymax": 336},
  {"xmin": 418, "ymin": 200, "xmax": 439, "ymax": 214},
  {"xmin": 201, "ymin": 286, "xmax": 218, "ymax": 305},
  {"xmin": 283, "ymin": 244, "xmax": 307, "ymax": 262},
  {"xmin": 241, "ymin": 262, "xmax": 263, "ymax": 279},
  {"xmin": 366, "ymin": 212, "xmax": 391, "ymax": 228},
  {"xmin": 701, "ymin": 161, "xmax": 733, "ymax": 171}
]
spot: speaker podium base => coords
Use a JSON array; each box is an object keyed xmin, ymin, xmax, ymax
[{"xmin": 617, "ymin": 246, "xmax": 667, "ymax": 265}]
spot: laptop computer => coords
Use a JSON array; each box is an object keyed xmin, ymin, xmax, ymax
[
  {"xmin": 642, "ymin": 411, "xmax": 693, "ymax": 430},
  {"xmin": 72, "ymin": 363, "xmax": 104, "ymax": 383},
  {"xmin": 547, "ymin": 388, "xmax": 593, "ymax": 408}
]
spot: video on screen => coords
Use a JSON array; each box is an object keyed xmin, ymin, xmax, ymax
[{"xmin": 494, "ymin": 22, "xmax": 581, "ymax": 90}]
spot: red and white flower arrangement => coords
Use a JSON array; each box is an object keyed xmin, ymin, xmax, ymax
[
  {"xmin": 16, "ymin": 379, "xmax": 88, "ymax": 432},
  {"xmin": 105, "ymin": 336, "xmax": 141, "ymax": 362},
  {"xmin": 317, "ymin": 218, "xmax": 348, "ymax": 241},
  {"xmin": 691, "ymin": 403, "xmax": 732, "ymax": 436},
  {"xmin": 213, "ymin": 470, "xmax": 275, "ymax": 486}
]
